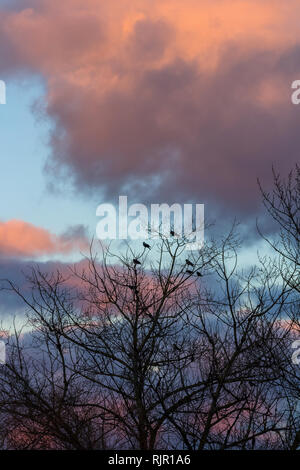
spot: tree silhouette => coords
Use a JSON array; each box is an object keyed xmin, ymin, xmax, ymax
[{"xmin": 0, "ymin": 168, "xmax": 298, "ymax": 450}]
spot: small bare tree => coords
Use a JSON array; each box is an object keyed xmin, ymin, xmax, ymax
[{"xmin": 258, "ymin": 165, "xmax": 299, "ymax": 293}]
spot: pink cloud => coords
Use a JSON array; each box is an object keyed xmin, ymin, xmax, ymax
[
  {"xmin": 0, "ymin": 220, "xmax": 88, "ymax": 258},
  {"xmin": 0, "ymin": 1, "xmax": 300, "ymax": 215}
]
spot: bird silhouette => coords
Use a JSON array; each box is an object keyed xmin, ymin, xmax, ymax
[
  {"xmin": 128, "ymin": 285, "xmax": 138, "ymax": 292},
  {"xmin": 186, "ymin": 259, "xmax": 194, "ymax": 267},
  {"xmin": 143, "ymin": 242, "xmax": 151, "ymax": 249},
  {"xmin": 170, "ymin": 230, "xmax": 175, "ymax": 237},
  {"xmin": 186, "ymin": 269, "xmax": 193, "ymax": 274},
  {"xmin": 196, "ymin": 271, "xmax": 203, "ymax": 277},
  {"xmin": 133, "ymin": 259, "xmax": 141, "ymax": 265}
]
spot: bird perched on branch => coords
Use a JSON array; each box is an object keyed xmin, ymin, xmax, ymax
[
  {"xmin": 128, "ymin": 285, "xmax": 138, "ymax": 293},
  {"xmin": 133, "ymin": 259, "xmax": 141, "ymax": 266},
  {"xmin": 196, "ymin": 271, "xmax": 203, "ymax": 277},
  {"xmin": 186, "ymin": 269, "xmax": 193, "ymax": 274},
  {"xmin": 170, "ymin": 230, "xmax": 175, "ymax": 236},
  {"xmin": 143, "ymin": 242, "xmax": 151, "ymax": 249},
  {"xmin": 186, "ymin": 259, "xmax": 194, "ymax": 267}
]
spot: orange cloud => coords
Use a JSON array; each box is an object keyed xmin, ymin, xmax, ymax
[
  {"xmin": 2, "ymin": 0, "xmax": 299, "ymax": 77},
  {"xmin": 1, "ymin": 1, "xmax": 300, "ymax": 215},
  {"xmin": 0, "ymin": 220, "xmax": 88, "ymax": 258}
]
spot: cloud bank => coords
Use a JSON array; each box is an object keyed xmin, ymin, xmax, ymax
[
  {"xmin": 0, "ymin": 0, "xmax": 300, "ymax": 217},
  {"xmin": 0, "ymin": 220, "xmax": 88, "ymax": 258}
]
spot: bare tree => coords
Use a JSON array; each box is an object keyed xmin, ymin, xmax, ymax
[
  {"xmin": 161, "ymin": 230, "xmax": 294, "ymax": 449},
  {"xmin": 0, "ymin": 223, "xmax": 297, "ymax": 450},
  {"xmin": 258, "ymin": 165, "xmax": 300, "ymax": 450},
  {"xmin": 258, "ymin": 165, "xmax": 299, "ymax": 293},
  {"xmin": 0, "ymin": 235, "xmax": 216, "ymax": 449}
]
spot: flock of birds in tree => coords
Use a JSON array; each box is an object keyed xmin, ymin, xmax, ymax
[
  {"xmin": 132, "ymin": 230, "xmax": 202, "ymax": 277},
  {"xmin": 131, "ymin": 231, "xmax": 200, "ymax": 360}
]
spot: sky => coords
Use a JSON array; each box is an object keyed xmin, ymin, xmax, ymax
[{"xmin": 0, "ymin": 0, "xmax": 299, "ymax": 323}]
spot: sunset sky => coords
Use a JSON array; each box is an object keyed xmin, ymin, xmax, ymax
[{"xmin": 0, "ymin": 0, "xmax": 299, "ymax": 322}]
